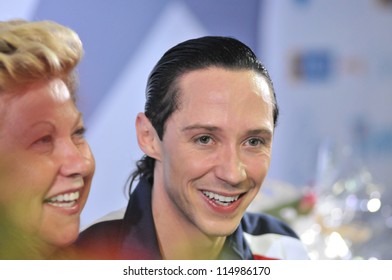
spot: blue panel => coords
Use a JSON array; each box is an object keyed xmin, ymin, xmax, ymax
[
  {"xmin": 182, "ymin": 0, "xmax": 260, "ymax": 51},
  {"xmin": 34, "ymin": 0, "xmax": 169, "ymax": 120}
]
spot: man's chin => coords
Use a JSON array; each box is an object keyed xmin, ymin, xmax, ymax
[{"xmin": 202, "ymin": 223, "xmax": 239, "ymax": 238}]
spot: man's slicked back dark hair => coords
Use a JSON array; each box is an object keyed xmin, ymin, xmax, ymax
[{"xmin": 129, "ymin": 36, "xmax": 279, "ymax": 191}]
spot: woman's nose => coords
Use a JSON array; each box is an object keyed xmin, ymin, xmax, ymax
[{"xmin": 58, "ymin": 140, "xmax": 94, "ymax": 178}]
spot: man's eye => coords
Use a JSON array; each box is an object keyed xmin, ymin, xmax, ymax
[
  {"xmin": 246, "ymin": 138, "xmax": 264, "ymax": 147},
  {"xmin": 196, "ymin": 135, "xmax": 213, "ymax": 145}
]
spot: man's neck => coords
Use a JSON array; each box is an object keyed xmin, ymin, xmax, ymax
[
  {"xmin": 151, "ymin": 184, "xmax": 226, "ymax": 260},
  {"xmin": 156, "ymin": 223, "xmax": 226, "ymax": 260}
]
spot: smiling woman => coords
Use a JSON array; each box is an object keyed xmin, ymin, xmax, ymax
[{"xmin": 0, "ymin": 19, "xmax": 95, "ymax": 259}]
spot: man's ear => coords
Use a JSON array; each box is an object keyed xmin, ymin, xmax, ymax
[{"xmin": 135, "ymin": 112, "xmax": 161, "ymax": 161}]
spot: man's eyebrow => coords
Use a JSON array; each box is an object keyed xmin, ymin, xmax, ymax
[
  {"xmin": 182, "ymin": 125, "xmax": 273, "ymax": 136},
  {"xmin": 247, "ymin": 128, "xmax": 273, "ymax": 137},
  {"xmin": 181, "ymin": 124, "xmax": 221, "ymax": 132}
]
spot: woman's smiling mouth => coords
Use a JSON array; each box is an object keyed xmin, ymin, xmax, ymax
[
  {"xmin": 43, "ymin": 177, "xmax": 85, "ymax": 209},
  {"xmin": 44, "ymin": 190, "xmax": 80, "ymax": 208}
]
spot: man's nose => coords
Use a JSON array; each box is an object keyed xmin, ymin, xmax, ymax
[{"xmin": 214, "ymin": 144, "xmax": 247, "ymax": 186}]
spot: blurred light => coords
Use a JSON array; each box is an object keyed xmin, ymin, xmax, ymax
[
  {"xmin": 279, "ymin": 207, "xmax": 297, "ymax": 221},
  {"xmin": 311, "ymin": 223, "xmax": 322, "ymax": 233},
  {"xmin": 367, "ymin": 198, "xmax": 381, "ymax": 213},
  {"xmin": 359, "ymin": 170, "xmax": 372, "ymax": 184},
  {"xmin": 324, "ymin": 231, "xmax": 350, "ymax": 259},
  {"xmin": 345, "ymin": 179, "xmax": 358, "ymax": 193},
  {"xmin": 332, "ymin": 181, "xmax": 344, "ymax": 195},
  {"xmin": 370, "ymin": 191, "xmax": 381, "ymax": 199},
  {"xmin": 301, "ymin": 228, "xmax": 317, "ymax": 245},
  {"xmin": 308, "ymin": 250, "xmax": 319, "ymax": 260},
  {"xmin": 331, "ymin": 207, "xmax": 343, "ymax": 220},
  {"xmin": 345, "ymin": 194, "xmax": 358, "ymax": 209}
]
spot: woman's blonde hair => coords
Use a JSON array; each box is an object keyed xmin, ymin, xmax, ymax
[{"xmin": 0, "ymin": 19, "xmax": 83, "ymax": 97}]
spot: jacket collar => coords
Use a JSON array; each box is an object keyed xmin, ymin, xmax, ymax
[{"xmin": 118, "ymin": 177, "xmax": 252, "ymax": 260}]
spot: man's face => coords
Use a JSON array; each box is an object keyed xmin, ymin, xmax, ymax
[
  {"xmin": 154, "ymin": 67, "xmax": 274, "ymax": 237},
  {"xmin": 0, "ymin": 79, "xmax": 95, "ymax": 253}
]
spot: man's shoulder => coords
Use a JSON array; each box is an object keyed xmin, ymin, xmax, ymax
[
  {"xmin": 241, "ymin": 212, "xmax": 299, "ymax": 238},
  {"xmin": 240, "ymin": 212, "xmax": 309, "ymax": 260},
  {"xmin": 79, "ymin": 218, "xmax": 123, "ymax": 242}
]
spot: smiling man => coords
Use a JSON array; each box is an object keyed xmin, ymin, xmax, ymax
[{"xmin": 68, "ymin": 36, "xmax": 308, "ymax": 260}]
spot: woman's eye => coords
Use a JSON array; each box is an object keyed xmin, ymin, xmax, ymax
[
  {"xmin": 34, "ymin": 135, "xmax": 53, "ymax": 145},
  {"xmin": 196, "ymin": 135, "xmax": 213, "ymax": 145},
  {"xmin": 72, "ymin": 127, "xmax": 86, "ymax": 143},
  {"xmin": 31, "ymin": 135, "xmax": 54, "ymax": 153},
  {"xmin": 73, "ymin": 127, "xmax": 86, "ymax": 138}
]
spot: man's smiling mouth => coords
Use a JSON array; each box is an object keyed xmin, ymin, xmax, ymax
[{"xmin": 202, "ymin": 191, "xmax": 240, "ymax": 206}]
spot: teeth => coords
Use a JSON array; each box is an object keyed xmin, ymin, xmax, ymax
[
  {"xmin": 202, "ymin": 191, "xmax": 240, "ymax": 206},
  {"xmin": 45, "ymin": 191, "xmax": 80, "ymax": 205},
  {"xmin": 48, "ymin": 201, "xmax": 77, "ymax": 208}
]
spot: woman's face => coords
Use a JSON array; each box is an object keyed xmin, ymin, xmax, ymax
[{"xmin": 0, "ymin": 79, "xmax": 95, "ymax": 255}]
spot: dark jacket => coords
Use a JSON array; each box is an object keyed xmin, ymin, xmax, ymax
[{"xmin": 59, "ymin": 178, "xmax": 308, "ymax": 259}]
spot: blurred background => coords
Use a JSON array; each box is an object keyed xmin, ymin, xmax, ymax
[{"xmin": 2, "ymin": 0, "xmax": 391, "ymax": 259}]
